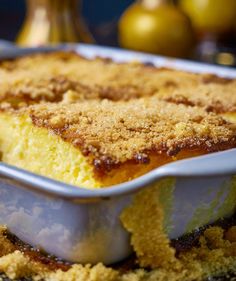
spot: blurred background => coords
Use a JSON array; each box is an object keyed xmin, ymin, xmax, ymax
[
  {"xmin": 0, "ymin": 0, "xmax": 133, "ymax": 45},
  {"xmin": 1, "ymin": 0, "xmax": 236, "ymax": 66}
]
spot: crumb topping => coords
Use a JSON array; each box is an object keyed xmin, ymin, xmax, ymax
[
  {"xmin": 164, "ymin": 81, "xmax": 236, "ymax": 114},
  {"xmin": 26, "ymin": 96, "xmax": 236, "ymax": 173},
  {"xmin": 1, "ymin": 52, "xmax": 236, "ymax": 114}
]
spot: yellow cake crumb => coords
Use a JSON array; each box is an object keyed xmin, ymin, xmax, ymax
[
  {"xmin": 0, "ymin": 251, "xmax": 32, "ymax": 279},
  {"xmin": 0, "ymin": 224, "xmax": 236, "ymax": 280},
  {"xmin": 44, "ymin": 264, "xmax": 118, "ymax": 281},
  {"xmin": 120, "ymin": 179, "xmax": 180, "ymax": 269}
]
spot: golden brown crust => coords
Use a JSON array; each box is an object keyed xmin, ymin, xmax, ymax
[
  {"xmin": 163, "ymin": 81, "xmax": 236, "ymax": 114},
  {"xmin": 0, "ymin": 51, "xmax": 159, "ymax": 109},
  {"xmin": 1, "ymin": 51, "xmax": 236, "ymax": 114},
  {"xmin": 27, "ymin": 97, "xmax": 236, "ymax": 173}
]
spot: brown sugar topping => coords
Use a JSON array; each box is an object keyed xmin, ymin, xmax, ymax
[
  {"xmin": 163, "ymin": 81, "xmax": 236, "ymax": 114},
  {"xmin": 1, "ymin": 51, "xmax": 236, "ymax": 114},
  {"xmin": 0, "ymin": 51, "xmax": 161, "ymax": 109},
  {"xmin": 27, "ymin": 96, "xmax": 236, "ymax": 173}
]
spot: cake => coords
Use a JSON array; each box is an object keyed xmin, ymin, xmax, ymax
[{"xmin": 0, "ymin": 52, "xmax": 236, "ymax": 188}]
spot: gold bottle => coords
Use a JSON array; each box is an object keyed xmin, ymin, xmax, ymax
[
  {"xmin": 16, "ymin": 0, "xmax": 93, "ymax": 46},
  {"xmin": 119, "ymin": 0, "xmax": 195, "ymax": 58}
]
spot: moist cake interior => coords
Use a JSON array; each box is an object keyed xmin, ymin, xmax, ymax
[{"xmin": 0, "ymin": 52, "xmax": 236, "ymax": 188}]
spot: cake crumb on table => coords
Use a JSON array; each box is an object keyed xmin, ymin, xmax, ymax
[{"xmin": 1, "ymin": 219, "xmax": 236, "ymax": 280}]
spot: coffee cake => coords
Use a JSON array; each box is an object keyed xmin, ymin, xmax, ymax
[{"xmin": 0, "ymin": 52, "xmax": 236, "ymax": 188}]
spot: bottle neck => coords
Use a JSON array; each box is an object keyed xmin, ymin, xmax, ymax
[{"xmin": 140, "ymin": 0, "xmax": 174, "ymax": 9}]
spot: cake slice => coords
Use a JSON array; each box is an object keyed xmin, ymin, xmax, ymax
[{"xmin": 0, "ymin": 96, "xmax": 235, "ymax": 188}]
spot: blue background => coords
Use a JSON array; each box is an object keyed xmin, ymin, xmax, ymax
[{"xmin": 0, "ymin": 0, "xmax": 134, "ymax": 45}]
